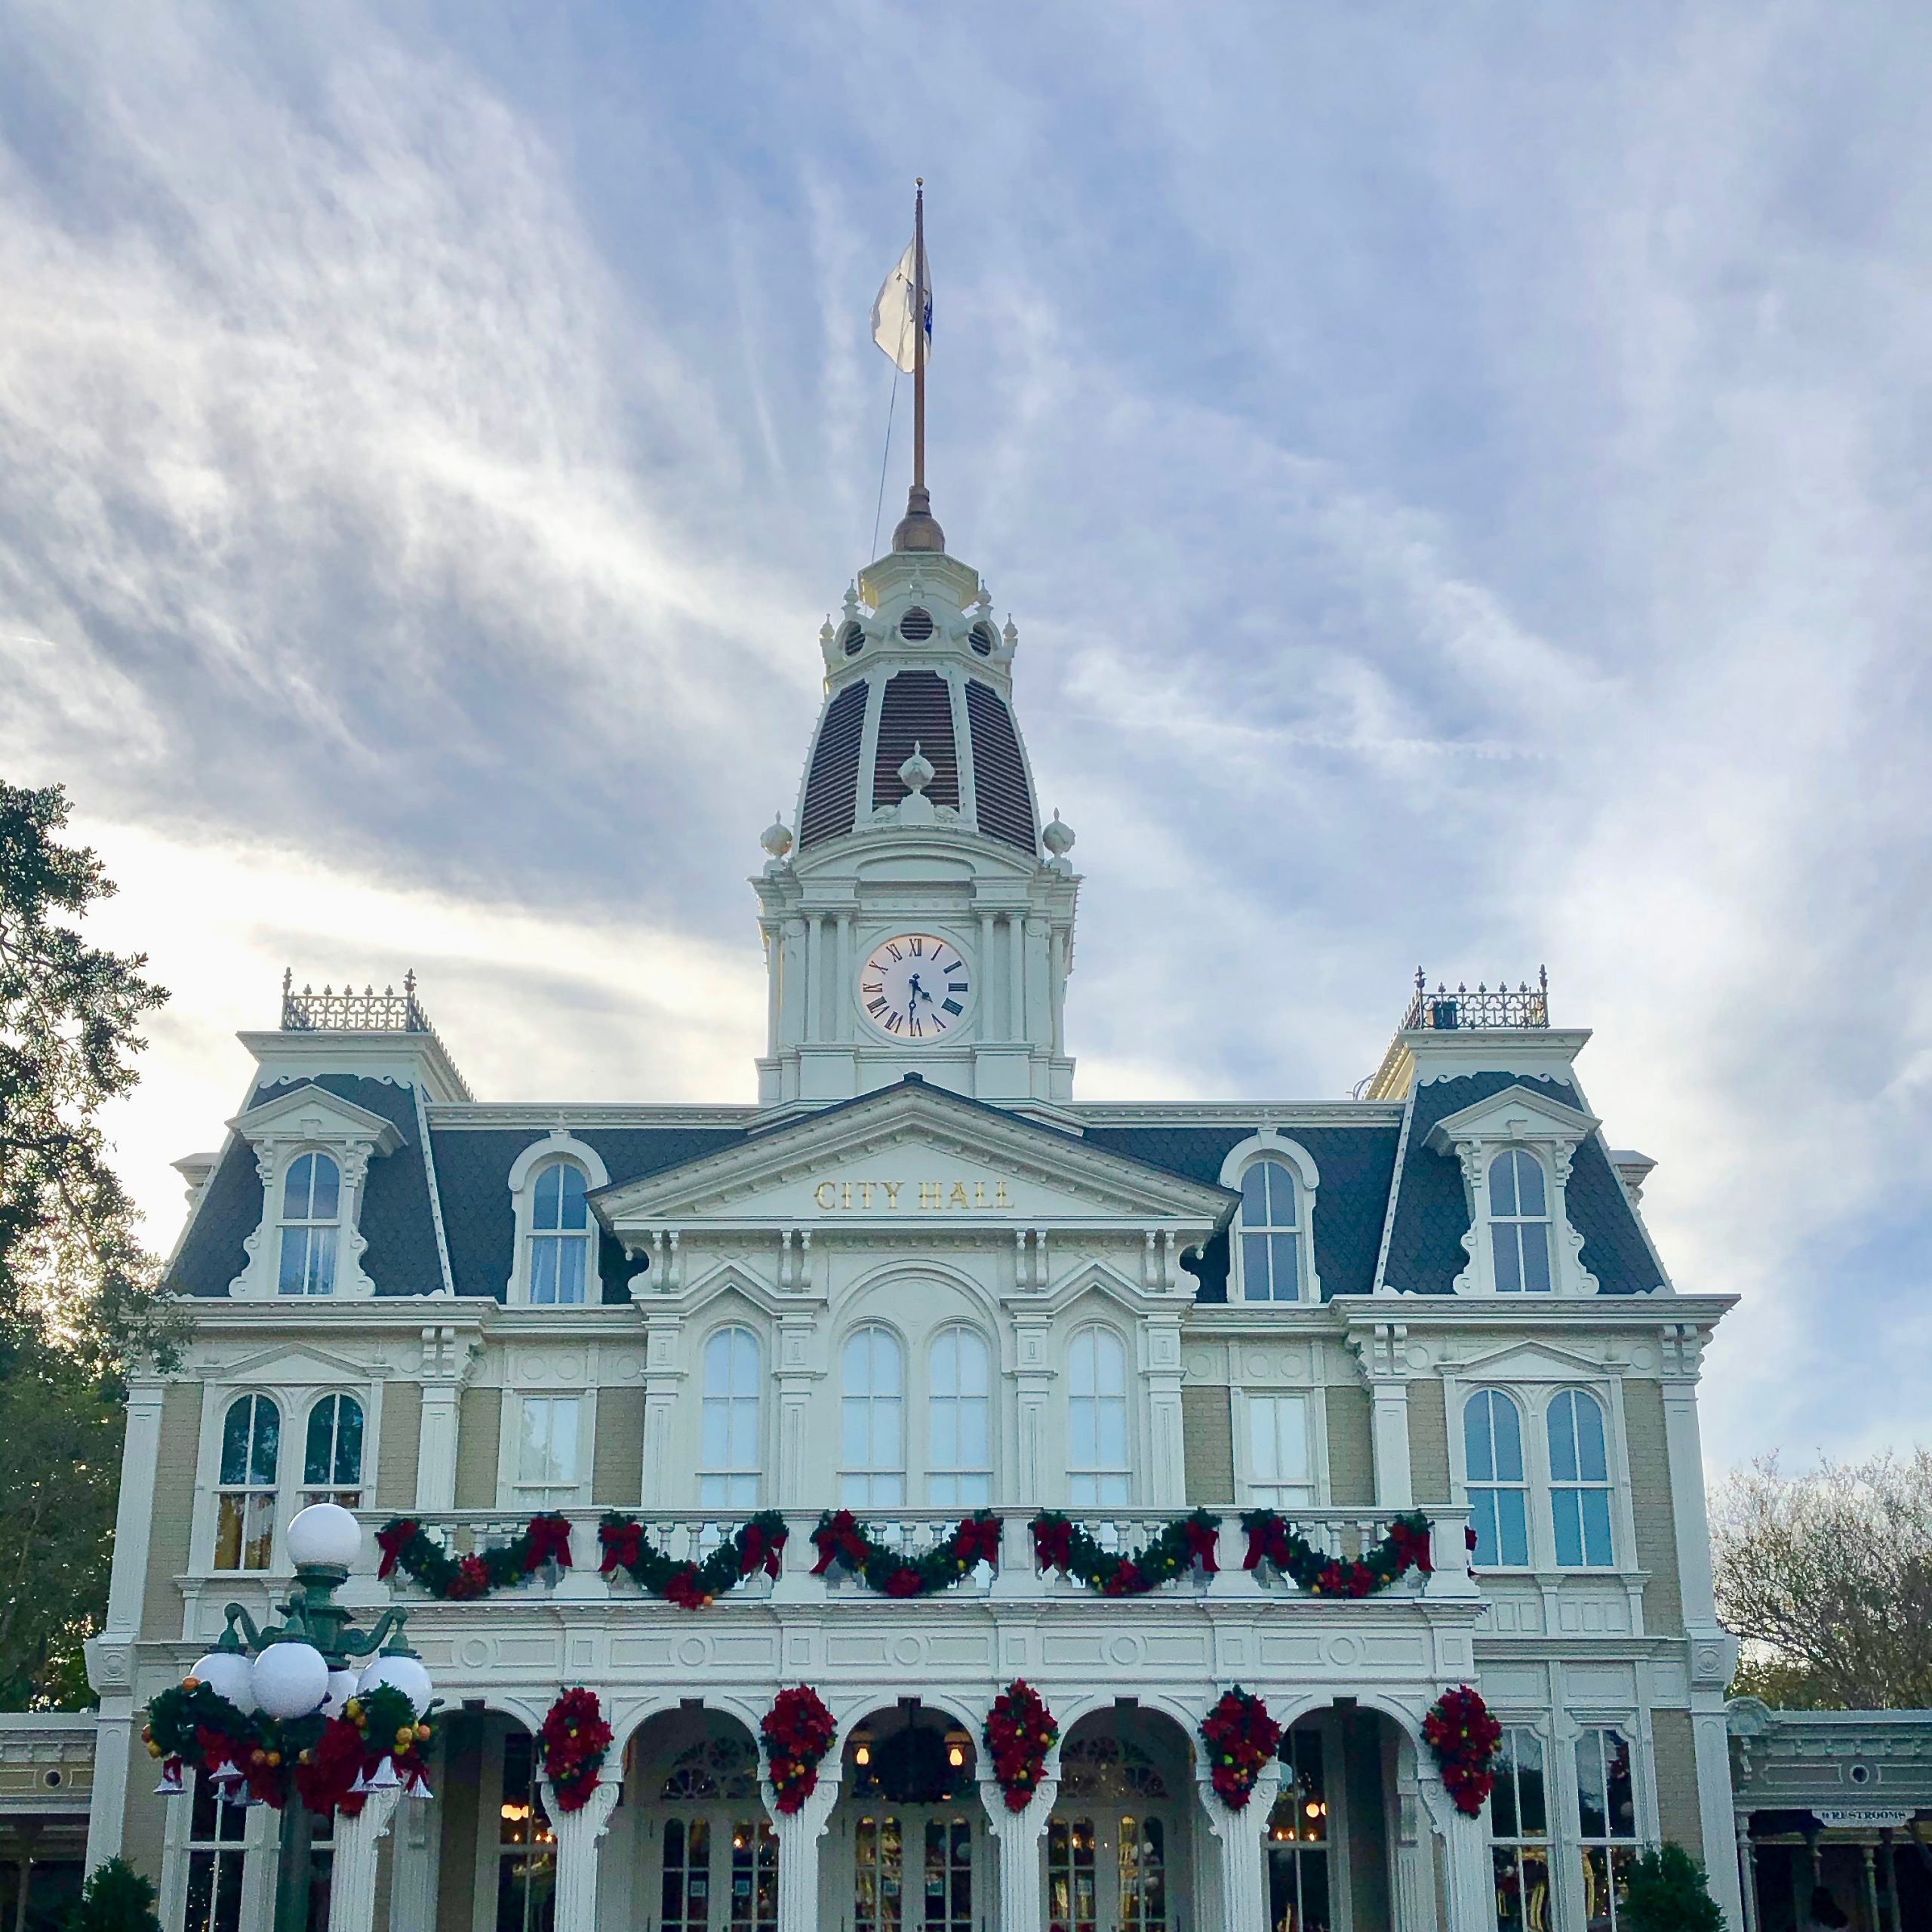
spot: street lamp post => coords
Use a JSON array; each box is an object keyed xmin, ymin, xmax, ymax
[{"xmin": 190, "ymin": 1503, "xmax": 434, "ymax": 1932}]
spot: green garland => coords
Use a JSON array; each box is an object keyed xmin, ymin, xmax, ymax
[
  {"xmin": 1239, "ymin": 1509, "xmax": 1434, "ymax": 1596},
  {"xmin": 375, "ymin": 1512, "xmax": 574, "ymax": 1599},
  {"xmin": 598, "ymin": 1512, "xmax": 789, "ymax": 1609},
  {"xmin": 1029, "ymin": 1509, "xmax": 1223, "ymax": 1596},
  {"xmin": 810, "ymin": 1509, "xmax": 1002, "ymax": 1596}
]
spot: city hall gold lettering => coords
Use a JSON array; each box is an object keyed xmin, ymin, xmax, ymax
[{"xmin": 811, "ymin": 1178, "xmax": 1013, "ymax": 1211}]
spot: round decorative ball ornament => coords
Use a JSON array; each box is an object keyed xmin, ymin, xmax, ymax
[
  {"xmin": 189, "ymin": 1649, "xmax": 257, "ymax": 1714},
  {"xmin": 357, "ymin": 1652, "xmax": 433, "ymax": 1717},
  {"xmin": 285, "ymin": 1502, "xmax": 361, "ymax": 1570},
  {"xmin": 252, "ymin": 1641, "xmax": 329, "ymax": 1721},
  {"xmin": 321, "ymin": 1668, "xmax": 358, "ymax": 1720}
]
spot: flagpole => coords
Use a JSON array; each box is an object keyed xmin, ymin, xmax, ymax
[{"xmin": 912, "ymin": 180, "xmax": 926, "ymax": 494}]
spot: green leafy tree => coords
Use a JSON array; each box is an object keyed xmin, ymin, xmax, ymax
[
  {"xmin": 0, "ymin": 780, "xmax": 180, "ymax": 1707},
  {"xmin": 1712, "ymin": 1451, "xmax": 1932, "ymax": 1709},
  {"xmin": 1619, "ymin": 1844, "xmax": 1724, "ymax": 1932},
  {"xmin": 63, "ymin": 1856, "xmax": 163, "ymax": 1932}
]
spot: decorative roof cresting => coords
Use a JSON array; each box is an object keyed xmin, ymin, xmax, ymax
[
  {"xmin": 1402, "ymin": 966, "xmax": 1550, "ymax": 1032},
  {"xmin": 280, "ymin": 967, "xmax": 431, "ymax": 1035}
]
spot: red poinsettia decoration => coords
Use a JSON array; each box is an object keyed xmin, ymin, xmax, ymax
[
  {"xmin": 1423, "ymin": 1685, "xmax": 1503, "ymax": 1817},
  {"xmin": 537, "ymin": 1687, "xmax": 613, "ymax": 1813},
  {"xmin": 1199, "ymin": 1686, "xmax": 1281, "ymax": 1809},
  {"xmin": 761, "ymin": 1685, "xmax": 838, "ymax": 1816},
  {"xmin": 983, "ymin": 1681, "xmax": 1058, "ymax": 1812}
]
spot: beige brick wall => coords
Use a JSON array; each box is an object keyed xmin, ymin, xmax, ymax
[
  {"xmin": 592, "ymin": 1386, "xmax": 646, "ymax": 1509},
  {"xmin": 454, "ymin": 1389, "xmax": 501, "ymax": 1508},
  {"xmin": 1181, "ymin": 1386, "xmax": 1235, "ymax": 1506},
  {"xmin": 376, "ymin": 1382, "xmax": 423, "ymax": 1511},
  {"xmin": 1622, "ymin": 1380, "xmax": 1683, "ymax": 1635},
  {"xmin": 1325, "ymin": 1385, "xmax": 1374, "ymax": 1506},
  {"xmin": 1651, "ymin": 1708, "xmax": 1702, "ymax": 1850},
  {"xmin": 1408, "ymin": 1377, "xmax": 1451, "ymax": 1505},
  {"xmin": 142, "ymin": 1383, "xmax": 202, "ymax": 1638}
]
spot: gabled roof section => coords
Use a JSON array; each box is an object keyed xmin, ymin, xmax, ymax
[
  {"xmin": 229, "ymin": 1081, "xmax": 405, "ymax": 1152},
  {"xmin": 1377, "ymin": 1071, "xmax": 1668, "ymax": 1296},
  {"xmin": 1423, "ymin": 1082, "xmax": 1598, "ymax": 1150},
  {"xmin": 592, "ymin": 1077, "xmax": 1235, "ymax": 1230}
]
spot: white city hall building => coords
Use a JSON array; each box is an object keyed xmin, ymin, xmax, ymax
[{"xmin": 75, "ymin": 478, "xmax": 1746, "ymax": 1932}]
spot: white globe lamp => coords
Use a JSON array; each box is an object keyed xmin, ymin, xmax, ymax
[
  {"xmin": 252, "ymin": 1641, "xmax": 329, "ymax": 1721},
  {"xmin": 321, "ymin": 1667, "xmax": 358, "ymax": 1719},
  {"xmin": 356, "ymin": 1651, "xmax": 433, "ymax": 1716},
  {"xmin": 285, "ymin": 1502, "xmax": 361, "ymax": 1571},
  {"xmin": 189, "ymin": 1647, "xmax": 257, "ymax": 1713}
]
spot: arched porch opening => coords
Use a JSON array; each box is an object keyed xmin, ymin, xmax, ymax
[
  {"xmin": 1048, "ymin": 1703, "xmax": 1198, "ymax": 1932},
  {"xmin": 831, "ymin": 1701, "xmax": 981, "ymax": 1931},
  {"xmin": 423, "ymin": 1700, "xmax": 554, "ymax": 1932},
  {"xmin": 609, "ymin": 1703, "xmax": 774, "ymax": 1931}
]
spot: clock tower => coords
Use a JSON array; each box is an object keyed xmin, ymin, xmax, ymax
[{"xmin": 752, "ymin": 503, "xmax": 1078, "ymax": 1115}]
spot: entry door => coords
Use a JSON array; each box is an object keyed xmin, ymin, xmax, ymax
[
  {"xmin": 659, "ymin": 1812, "xmax": 778, "ymax": 1930},
  {"xmin": 1046, "ymin": 1814, "xmax": 1172, "ymax": 1931},
  {"xmin": 852, "ymin": 1807, "xmax": 978, "ymax": 1931}
]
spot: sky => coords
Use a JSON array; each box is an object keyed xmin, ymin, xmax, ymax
[{"xmin": 3, "ymin": 1, "xmax": 1929, "ymax": 1475}]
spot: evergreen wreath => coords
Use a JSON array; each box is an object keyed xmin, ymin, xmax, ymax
[
  {"xmin": 537, "ymin": 1687, "xmax": 614, "ymax": 1812},
  {"xmin": 1029, "ymin": 1509, "xmax": 1222, "ymax": 1596},
  {"xmin": 1423, "ymin": 1684, "xmax": 1503, "ymax": 1817},
  {"xmin": 1200, "ymin": 1687, "xmax": 1282, "ymax": 1809},
  {"xmin": 808, "ymin": 1509, "xmax": 1001, "ymax": 1596},
  {"xmin": 375, "ymin": 1512, "xmax": 574, "ymax": 1599},
  {"xmin": 983, "ymin": 1680, "xmax": 1058, "ymax": 1811},
  {"xmin": 292, "ymin": 1685, "xmax": 433, "ymax": 1817},
  {"xmin": 761, "ymin": 1685, "xmax": 838, "ymax": 1815},
  {"xmin": 598, "ymin": 1512, "xmax": 788, "ymax": 1610},
  {"xmin": 1239, "ymin": 1509, "xmax": 1434, "ymax": 1597}
]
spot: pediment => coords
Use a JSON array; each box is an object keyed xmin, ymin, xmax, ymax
[
  {"xmin": 205, "ymin": 1339, "xmax": 382, "ymax": 1383},
  {"xmin": 229, "ymin": 1082, "xmax": 403, "ymax": 1155},
  {"xmin": 593, "ymin": 1080, "xmax": 1234, "ymax": 1232},
  {"xmin": 1448, "ymin": 1336, "xmax": 1615, "ymax": 1382},
  {"xmin": 1424, "ymin": 1084, "xmax": 1597, "ymax": 1153}
]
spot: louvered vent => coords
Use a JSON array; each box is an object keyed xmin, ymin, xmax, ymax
[
  {"xmin": 873, "ymin": 671, "xmax": 959, "ymax": 810},
  {"xmin": 840, "ymin": 621, "xmax": 866, "ymax": 657},
  {"xmin": 969, "ymin": 621, "xmax": 997, "ymax": 657},
  {"xmin": 898, "ymin": 606, "xmax": 935, "ymax": 641},
  {"xmin": 798, "ymin": 680, "xmax": 869, "ymax": 847},
  {"xmin": 965, "ymin": 681, "xmax": 1037, "ymax": 854}
]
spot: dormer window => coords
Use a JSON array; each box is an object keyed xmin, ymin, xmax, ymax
[
  {"xmin": 277, "ymin": 1152, "xmax": 340, "ymax": 1296},
  {"xmin": 530, "ymin": 1159, "xmax": 592, "ymax": 1305},
  {"xmin": 1238, "ymin": 1157, "xmax": 1301, "ymax": 1302},
  {"xmin": 1487, "ymin": 1149, "xmax": 1554, "ymax": 1294}
]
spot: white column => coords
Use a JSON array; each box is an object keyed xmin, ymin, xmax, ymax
[
  {"xmin": 417, "ymin": 1384, "xmax": 459, "ymax": 1510},
  {"xmin": 82, "ymin": 1709, "xmax": 132, "ymax": 1873},
  {"xmin": 1144, "ymin": 1317, "xmax": 1186, "ymax": 1510},
  {"xmin": 766, "ymin": 1776, "xmax": 840, "ymax": 1932},
  {"xmin": 538, "ymin": 1775, "xmax": 622, "ymax": 1931},
  {"xmin": 388, "ymin": 1737, "xmax": 444, "ymax": 1930},
  {"xmin": 979, "ymin": 1774, "xmax": 1058, "ymax": 1932},
  {"xmin": 1197, "ymin": 1763, "xmax": 1281, "ymax": 1932},
  {"xmin": 327, "ymin": 1786, "xmax": 402, "ymax": 1932},
  {"xmin": 1423, "ymin": 1779, "xmax": 1493, "ymax": 1932}
]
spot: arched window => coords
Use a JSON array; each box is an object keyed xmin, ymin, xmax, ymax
[
  {"xmin": 277, "ymin": 1152, "xmax": 340, "ymax": 1297},
  {"xmin": 303, "ymin": 1393, "xmax": 364, "ymax": 1508},
  {"xmin": 928, "ymin": 1327, "xmax": 992, "ymax": 1506},
  {"xmin": 1068, "ymin": 1327, "xmax": 1131, "ymax": 1506},
  {"xmin": 1238, "ymin": 1156, "xmax": 1302, "ymax": 1302},
  {"xmin": 529, "ymin": 1158, "xmax": 593, "ymax": 1305},
  {"xmin": 1548, "ymin": 1390, "xmax": 1614, "ymax": 1567},
  {"xmin": 1463, "ymin": 1390, "xmax": 1529, "ymax": 1567},
  {"xmin": 700, "ymin": 1327, "xmax": 761, "ymax": 1508},
  {"xmin": 1488, "ymin": 1149, "xmax": 1554, "ymax": 1294},
  {"xmin": 841, "ymin": 1327, "xmax": 904, "ymax": 1506},
  {"xmin": 214, "ymin": 1394, "xmax": 280, "ymax": 1570}
]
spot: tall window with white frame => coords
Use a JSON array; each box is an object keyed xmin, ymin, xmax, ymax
[
  {"xmin": 1238, "ymin": 1156, "xmax": 1301, "ymax": 1302},
  {"xmin": 1244, "ymin": 1393, "xmax": 1315, "ymax": 1509},
  {"xmin": 529, "ymin": 1158, "xmax": 593, "ymax": 1305},
  {"xmin": 513, "ymin": 1395, "xmax": 582, "ymax": 1509},
  {"xmin": 1487, "ymin": 1727, "xmax": 1550, "ymax": 1932},
  {"xmin": 213, "ymin": 1393, "xmax": 279, "ymax": 1571},
  {"xmin": 1488, "ymin": 1148, "xmax": 1554, "ymax": 1294},
  {"xmin": 700, "ymin": 1327, "xmax": 761, "ymax": 1508},
  {"xmin": 928, "ymin": 1327, "xmax": 992, "ymax": 1506},
  {"xmin": 1067, "ymin": 1327, "xmax": 1131, "ymax": 1506},
  {"xmin": 1575, "ymin": 1728, "xmax": 1640, "ymax": 1932},
  {"xmin": 1548, "ymin": 1389, "xmax": 1615, "ymax": 1567},
  {"xmin": 1463, "ymin": 1389, "xmax": 1530, "ymax": 1567},
  {"xmin": 840, "ymin": 1326, "xmax": 905, "ymax": 1506},
  {"xmin": 277, "ymin": 1151, "xmax": 340, "ymax": 1296},
  {"xmin": 183, "ymin": 1767, "xmax": 248, "ymax": 1932},
  {"xmin": 303, "ymin": 1393, "xmax": 364, "ymax": 1507}
]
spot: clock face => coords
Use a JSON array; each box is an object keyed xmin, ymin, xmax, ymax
[{"xmin": 859, "ymin": 933, "xmax": 971, "ymax": 1041}]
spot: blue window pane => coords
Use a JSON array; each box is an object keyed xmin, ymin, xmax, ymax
[
  {"xmin": 1241, "ymin": 1163, "xmax": 1270, "ymax": 1225},
  {"xmin": 555, "ymin": 1163, "xmax": 588, "ymax": 1230},
  {"xmin": 282, "ymin": 1152, "xmax": 313, "ymax": 1218},
  {"xmin": 1580, "ymin": 1488, "xmax": 1614, "ymax": 1566},
  {"xmin": 278, "ymin": 1227, "xmax": 309, "ymax": 1296},
  {"xmin": 1549, "ymin": 1393, "xmax": 1580, "ymax": 1482},
  {"xmin": 1495, "ymin": 1486, "xmax": 1529, "ymax": 1566},
  {"xmin": 308, "ymin": 1155, "xmax": 339, "ymax": 1220},
  {"xmin": 555, "ymin": 1236, "xmax": 586, "ymax": 1304},
  {"xmin": 1520, "ymin": 1223, "xmax": 1552, "ymax": 1294},
  {"xmin": 1489, "ymin": 1150, "xmax": 1520, "ymax": 1217},
  {"xmin": 1573, "ymin": 1393, "xmax": 1608, "ymax": 1481},
  {"xmin": 1269, "ymin": 1233, "xmax": 1300, "ymax": 1300},
  {"xmin": 1553, "ymin": 1487, "xmax": 1584, "ymax": 1568},
  {"xmin": 1241, "ymin": 1232, "xmax": 1271, "ymax": 1298},
  {"xmin": 1493, "ymin": 1223, "xmax": 1524, "ymax": 1294},
  {"xmin": 220, "ymin": 1398, "xmax": 255, "ymax": 1485},
  {"xmin": 1464, "ymin": 1393, "xmax": 1497, "ymax": 1481},
  {"xmin": 1514, "ymin": 1152, "xmax": 1546, "ymax": 1217},
  {"xmin": 1263, "ymin": 1160, "xmax": 1294, "ymax": 1226},
  {"xmin": 1470, "ymin": 1489, "xmax": 1502, "ymax": 1565},
  {"xmin": 534, "ymin": 1162, "xmax": 561, "ymax": 1231}
]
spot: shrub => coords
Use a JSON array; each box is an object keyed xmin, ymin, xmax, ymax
[
  {"xmin": 64, "ymin": 1858, "xmax": 162, "ymax": 1932},
  {"xmin": 1620, "ymin": 1843, "xmax": 1724, "ymax": 1932}
]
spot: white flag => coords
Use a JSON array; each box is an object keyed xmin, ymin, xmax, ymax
[{"xmin": 872, "ymin": 238, "xmax": 932, "ymax": 374}]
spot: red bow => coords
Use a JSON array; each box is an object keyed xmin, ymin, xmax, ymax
[
  {"xmin": 1389, "ymin": 1519, "xmax": 1433, "ymax": 1575},
  {"xmin": 523, "ymin": 1515, "xmax": 574, "ymax": 1572},
  {"xmin": 810, "ymin": 1510, "xmax": 869, "ymax": 1577},
  {"xmin": 955, "ymin": 1515, "xmax": 1001, "ymax": 1569},
  {"xmin": 598, "ymin": 1520, "xmax": 642, "ymax": 1574},
  {"xmin": 375, "ymin": 1519, "xmax": 418, "ymax": 1582},
  {"xmin": 1183, "ymin": 1515, "xmax": 1220, "ymax": 1574},
  {"xmin": 1030, "ymin": 1514, "xmax": 1072, "ymax": 1573},
  {"xmin": 740, "ymin": 1521, "xmax": 786, "ymax": 1580}
]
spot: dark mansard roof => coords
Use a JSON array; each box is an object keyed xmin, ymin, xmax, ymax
[{"xmin": 165, "ymin": 1069, "xmax": 1666, "ymax": 1304}]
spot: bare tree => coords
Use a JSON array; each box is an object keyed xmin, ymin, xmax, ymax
[{"xmin": 1710, "ymin": 1451, "xmax": 1932, "ymax": 1709}]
